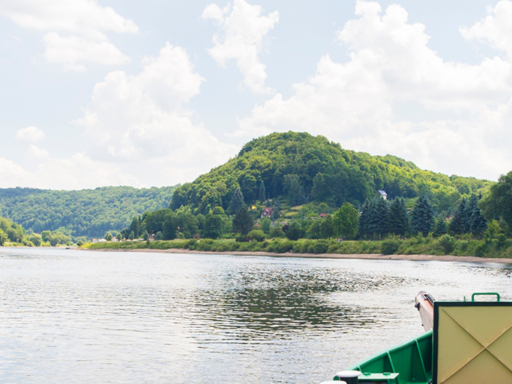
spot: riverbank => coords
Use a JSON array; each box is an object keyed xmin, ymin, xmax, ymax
[
  {"xmin": 81, "ymin": 237, "xmax": 512, "ymax": 264},
  {"xmin": 85, "ymin": 247, "xmax": 512, "ymax": 264}
]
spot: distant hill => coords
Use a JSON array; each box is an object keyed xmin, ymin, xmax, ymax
[
  {"xmin": 0, "ymin": 186, "xmax": 176, "ymax": 238},
  {"xmin": 171, "ymin": 131, "xmax": 492, "ymax": 214}
]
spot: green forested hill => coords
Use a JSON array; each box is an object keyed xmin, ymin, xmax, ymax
[
  {"xmin": 170, "ymin": 132, "xmax": 492, "ymax": 214},
  {"xmin": 0, "ymin": 186, "xmax": 176, "ymax": 238}
]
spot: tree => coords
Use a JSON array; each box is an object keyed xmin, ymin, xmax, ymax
[
  {"xmin": 481, "ymin": 171, "xmax": 512, "ymax": 229},
  {"xmin": 162, "ymin": 213, "xmax": 177, "ymax": 240},
  {"xmin": 307, "ymin": 219, "xmax": 322, "ymax": 239},
  {"xmin": 259, "ymin": 180, "xmax": 266, "ymax": 202},
  {"xmin": 363, "ymin": 197, "xmax": 388, "ymax": 238},
  {"xmin": 470, "ymin": 204, "xmax": 487, "ymax": 237},
  {"xmin": 0, "ymin": 229, "xmax": 7, "ymax": 246},
  {"xmin": 286, "ymin": 222, "xmax": 306, "ymax": 240},
  {"xmin": 104, "ymin": 231, "xmax": 113, "ymax": 241},
  {"xmin": 117, "ymin": 232, "xmax": 123, "ymax": 241},
  {"xmin": 450, "ymin": 198, "xmax": 469, "ymax": 235},
  {"xmin": 41, "ymin": 230, "xmax": 52, "ymax": 243},
  {"xmin": 284, "ymin": 174, "xmax": 301, "ymax": 205},
  {"xmin": 434, "ymin": 215, "xmax": 448, "ymax": 237},
  {"xmin": 388, "ymin": 197, "xmax": 409, "ymax": 236},
  {"xmin": 232, "ymin": 207, "xmax": 254, "ymax": 235},
  {"xmin": 143, "ymin": 230, "xmax": 149, "ymax": 241},
  {"xmin": 273, "ymin": 200, "xmax": 281, "ymax": 220},
  {"xmin": 230, "ymin": 188, "xmax": 245, "ymax": 213},
  {"xmin": 129, "ymin": 231, "xmax": 135, "ymax": 240},
  {"xmin": 412, "ymin": 195, "xmax": 435, "ymax": 236},
  {"xmin": 320, "ymin": 215, "xmax": 336, "ymax": 239},
  {"xmin": 270, "ymin": 224, "xmax": 286, "ymax": 238},
  {"xmin": 155, "ymin": 231, "xmax": 164, "ymax": 240},
  {"xmin": 203, "ymin": 213, "xmax": 224, "ymax": 239},
  {"xmin": 334, "ymin": 203, "xmax": 359, "ymax": 238},
  {"xmin": 357, "ymin": 200, "xmax": 370, "ymax": 239},
  {"xmin": 261, "ymin": 218, "xmax": 271, "ymax": 234},
  {"xmin": 129, "ymin": 216, "xmax": 141, "ymax": 238}
]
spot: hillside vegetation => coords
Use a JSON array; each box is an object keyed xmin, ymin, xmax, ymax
[
  {"xmin": 170, "ymin": 132, "xmax": 491, "ymax": 214},
  {"xmin": 0, "ymin": 186, "xmax": 176, "ymax": 238}
]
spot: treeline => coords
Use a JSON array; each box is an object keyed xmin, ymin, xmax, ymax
[
  {"xmin": 0, "ymin": 186, "xmax": 176, "ymax": 238},
  {"xmin": 170, "ymin": 132, "xmax": 491, "ymax": 215},
  {"xmin": 0, "ymin": 216, "xmax": 72, "ymax": 247}
]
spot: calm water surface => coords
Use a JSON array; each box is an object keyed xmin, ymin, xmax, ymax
[{"xmin": 0, "ymin": 248, "xmax": 511, "ymax": 383}]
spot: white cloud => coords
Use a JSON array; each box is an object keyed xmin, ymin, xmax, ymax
[
  {"xmin": 236, "ymin": 0, "xmax": 512, "ymax": 180},
  {"xmin": 78, "ymin": 42, "xmax": 238, "ymax": 186},
  {"xmin": 28, "ymin": 145, "xmax": 50, "ymax": 160},
  {"xmin": 0, "ymin": 153, "xmax": 137, "ymax": 190},
  {"xmin": 0, "ymin": 0, "xmax": 137, "ymax": 71},
  {"xmin": 43, "ymin": 32, "xmax": 130, "ymax": 72},
  {"xmin": 461, "ymin": 0, "xmax": 512, "ymax": 57},
  {"xmin": 16, "ymin": 126, "xmax": 45, "ymax": 141},
  {"xmin": 202, "ymin": 0, "xmax": 278, "ymax": 95}
]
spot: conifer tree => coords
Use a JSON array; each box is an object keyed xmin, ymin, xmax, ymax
[
  {"xmin": 450, "ymin": 198, "xmax": 468, "ymax": 235},
  {"xmin": 412, "ymin": 195, "xmax": 435, "ymax": 236},
  {"xmin": 232, "ymin": 207, "xmax": 254, "ymax": 235},
  {"xmin": 466, "ymin": 195, "xmax": 479, "ymax": 232},
  {"xmin": 470, "ymin": 203, "xmax": 487, "ymax": 237},
  {"xmin": 230, "ymin": 188, "xmax": 245, "ymax": 213},
  {"xmin": 366, "ymin": 197, "xmax": 389, "ymax": 238},
  {"xmin": 273, "ymin": 200, "xmax": 281, "ymax": 220},
  {"xmin": 357, "ymin": 199, "xmax": 370, "ymax": 238},
  {"xmin": 259, "ymin": 180, "xmax": 266, "ymax": 202},
  {"xmin": 434, "ymin": 215, "xmax": 448, "ymax": 237},
  {"xmin": 129, "ymin": 216, "xmax": 140, "ymax": 238},
  {"xmin": 388, "ymin": 197, "xmax": 409, "ymax": 236}
]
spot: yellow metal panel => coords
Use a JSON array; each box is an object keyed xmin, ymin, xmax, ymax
[
  {"xmin": 487, "ymin": 327, "xmax": 512, "ymax": 371},
  {"xmin": 443, "ymin": 350, "xmax": 512, "ymax": 384},
  {"xmin": 437, "ymin": 305, "xmax": 512, "ymax": 383},
  {"xmin": 438, "ymin": 309, "xmax": 483, "ymax": 382},
  {"xmin": 443, "ymin": 306, "xmax": 512, "ymax": 346}
]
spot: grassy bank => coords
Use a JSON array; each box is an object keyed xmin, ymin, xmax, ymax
[{"xmin": 82, "ymin": 235, "xmax": 512, "ymax": 259}]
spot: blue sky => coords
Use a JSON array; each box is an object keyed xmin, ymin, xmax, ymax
[{"xmin": 1, "ymin": 0, "xmax": 510, "ymax": 189}]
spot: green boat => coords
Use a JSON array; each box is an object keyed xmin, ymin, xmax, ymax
[{"xmin": 325, "ymin": 292, "xmax": 512, "ymax": 384}]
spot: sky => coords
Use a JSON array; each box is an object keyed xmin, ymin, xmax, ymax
[{"xmin": 1, "ymin": 0, "xmax": 512, "ymax": 190}]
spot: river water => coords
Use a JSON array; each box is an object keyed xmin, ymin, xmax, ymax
[{"xmin": 0, "ymin": 248, "xmax": 511, "ymax": 383}]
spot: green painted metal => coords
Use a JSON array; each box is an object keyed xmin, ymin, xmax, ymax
[
  {"xmin": 471, "ymin": 292, "xmax": 500, "ymax": 302},
  {"xmin": 334, "ymin": 330, "xmax": 433, "ymax": 384}
]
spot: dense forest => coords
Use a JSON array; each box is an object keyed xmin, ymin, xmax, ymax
[
  {"xmin": 170, "ymin": 132, "xmax": 491, "ymax": 214},
  {"xmin": 0, "ymin": 216, "xmax": 71, "ymax": 247},
  {"xmin": 0, "ymin": 186, "xmax": 176, "ymax": 238}
]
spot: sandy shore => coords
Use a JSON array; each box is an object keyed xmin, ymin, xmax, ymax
[{"xmin": 86, "ymin": 248, "xmax": 512, "ymax": 265}]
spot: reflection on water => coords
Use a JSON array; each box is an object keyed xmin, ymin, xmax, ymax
[{"xmin": 0, "ymin": 248, "xmax": 510, "ymax": 384}]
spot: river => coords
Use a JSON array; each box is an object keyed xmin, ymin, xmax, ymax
[{"xmin": 0, "ymin": 248, "xmax": 511, "ymax": 383}]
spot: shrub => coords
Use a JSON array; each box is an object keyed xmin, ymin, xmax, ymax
[
  {"xmin": 313, "ymin": 240, "xmax": 329, "ymax": 254},
  {"xmin": 457, "ymin": 240, "xmax": 468, "ymax": 251},
  {"xmin": 381, "ymin": 240, "xmax": 400, "ymax": 255},
  {"xmin": 198, "ymin": 239, "xmax": 214, "ymax": 251},
  {"xmin": 439, "ymin": 235, "xmax": 456, "ymax": 254},
  {"xmin": 270, "ymin": 226, "xmax": 286, "ymax": 238},
  {"xmin": 497, "ymin": 234, "xmax": 507, "ymax": 248},
  {"xmin": 247, "ymin": 230, "xmax": 266, "ymax": 242},
  {"xmin": 278, "ymin": 240, "xmax": 294, "ymax": 253},
  {"xmin": 185, "ymin": 239, "xmax": 197, "ymax": 249},
  {"xmin": 236, "ymin": 235, "xmax": 249, "ymax": 242},
  {"xmin": 475, "ymin": 243, "xmax": 486, "ymax": 257}
]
